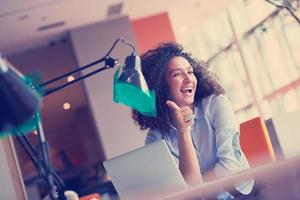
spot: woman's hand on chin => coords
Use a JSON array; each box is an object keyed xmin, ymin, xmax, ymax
[{"xmin": 166, "ymin": 100, "xmax": 194, "ymax": 134}]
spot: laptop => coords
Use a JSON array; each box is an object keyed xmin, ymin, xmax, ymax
[{"xmin": 103, "ymin": 140, "xmax": 187, "ymax": 200}]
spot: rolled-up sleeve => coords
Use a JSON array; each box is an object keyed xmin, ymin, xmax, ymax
[{"xmin": 211, "ymin": 95, "xmax": 253, "ymax": 194}]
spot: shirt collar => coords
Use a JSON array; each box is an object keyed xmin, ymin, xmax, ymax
[{"xmin": 194, "ymin": 103, "xmax": 199, "ymax": 120}]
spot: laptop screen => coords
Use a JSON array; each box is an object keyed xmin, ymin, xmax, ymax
[{"xmin": 103, "ymin": 140, "xmax": 187, "ymax": 200}]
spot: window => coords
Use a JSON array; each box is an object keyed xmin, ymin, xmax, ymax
[{"xmin": 186, "ymin": 0, "xmax": 300, "ymax": 122}]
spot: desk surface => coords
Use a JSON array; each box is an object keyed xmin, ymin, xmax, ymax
[{"xmin": 159, "ymin": 156, "xmax": 300, "ymax": 200}]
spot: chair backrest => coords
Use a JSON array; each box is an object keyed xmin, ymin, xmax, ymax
[
  {"xmin": 270, "ymin": 109, "xmax": 300, "ymax": 159},
  {"xmin": 240, "ymin": 117, "xmax": 276, "ymax": 167}
]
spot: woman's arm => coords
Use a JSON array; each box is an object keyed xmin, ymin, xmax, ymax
[
  {"xmin": 166, "ymin": 100, "xmax": 203, "ymax": 186},
  {"xmin": 212, "ymin": 95, "xmax": 248, "ymax": 176},
  {"xmin": 211, "ymin": 95, "xmax": 253, "ymax": 194},
  {"xmin": 178, "ymin": 129, "xmax": 203, "ymax": 186}
]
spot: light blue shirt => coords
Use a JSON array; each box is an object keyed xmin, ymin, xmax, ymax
[{"xmin": 145, "ymin": 94, "xmax": 254, "ymax": 199}]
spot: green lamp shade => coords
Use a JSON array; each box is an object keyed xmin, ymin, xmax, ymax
[{"xmin": 113, "ymin": 67, "xmax": 156, "ymax": 117}]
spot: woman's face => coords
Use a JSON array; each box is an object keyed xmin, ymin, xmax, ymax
[{"xmin": 165, "ymin": 56, "xmax": 197, "ymax": 108}]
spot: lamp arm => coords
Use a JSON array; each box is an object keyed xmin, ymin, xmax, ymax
[
  {"xmin": 39, "ymin": 37, "xmax": 135, "ymax": 96},
  {"xmin": 43, "ymin": 57, "xmax": 116, "ymax": 96},
  {"xmin": 40, "ymin": 57, "xmax": 107, "ymax": 87},
  {"xmin": 105, "ymin": 37, "xmax": 135, "ymax": 57}
]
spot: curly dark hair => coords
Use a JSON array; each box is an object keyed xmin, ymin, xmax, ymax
[{"xmin": 132, "ymin": 42, "xmax": 225, "ymax": 134}]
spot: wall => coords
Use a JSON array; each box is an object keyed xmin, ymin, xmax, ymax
[
  {"xmin": 0, "ymin": 138, "xmax": 26, "ymax": 199},
  {"xmin": 70, "ymin": 16, "xmax": 146, "ymax": 159},
  {"xmin": 131, "ymin": 12, "xmax": 176, "ymax": 53}
]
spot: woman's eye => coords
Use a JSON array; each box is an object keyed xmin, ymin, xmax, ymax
[
  {"xmin": 172, "ymin": 72, "xmax": 181, "ymax": 77},
  {"xmin": 188, "ymin": 71, "xmax": 194, "ymax": 74}
]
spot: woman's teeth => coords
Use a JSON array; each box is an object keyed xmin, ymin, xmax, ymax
[{"xmin": 180, "ymin": 89, "xmax": 192, "ymax": 93}]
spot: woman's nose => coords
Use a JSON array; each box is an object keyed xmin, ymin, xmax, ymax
[{"xmin": 183, "ymin": 72, "xmax": 192, "ymax": 82}]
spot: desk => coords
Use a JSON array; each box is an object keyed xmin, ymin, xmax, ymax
[{"xmin": 159, "ymin": 156, "xmax": 300, "ymax": 200}]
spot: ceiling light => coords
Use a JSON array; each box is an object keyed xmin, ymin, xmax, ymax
[
  {"xmin": 63, "ymin": 103, "xmax": 71, "ymax": 110},
  {"xmin": 67, "ymin": 76, "xmax": 75, "ymax": 82},
  {"xmin": 107, "ymin": 2, "xmax": 123, "ymax": 17},
  {"xmin": 38, "ymin": 21, "xmax": 65, "ymax": 31},
  {"xmin": 17, "ymin": 14, "xmax": 29, "ymax": 21}
]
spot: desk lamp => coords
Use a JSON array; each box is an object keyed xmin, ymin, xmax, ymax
[{"xmin": 0, "ymin": 38, "xmax": 156, "ymax": 199}]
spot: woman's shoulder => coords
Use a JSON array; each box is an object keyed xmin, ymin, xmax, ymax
[
  {"xmin": 147, "ymin": 128, "xmax": 163, "ymax": 136},
  {"xmin": 145, "ymin": 129, "xmax": 163, "ymax": 145},
  {"xmin": 200, "ymin": 94, "xmax": 228, "ymax": 112}
]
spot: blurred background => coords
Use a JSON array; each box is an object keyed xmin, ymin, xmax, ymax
[{"xmin": 0, "ymin": 0, "xmax": 299, "ymax": 199}]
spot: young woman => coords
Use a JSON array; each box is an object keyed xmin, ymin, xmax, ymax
[{"xmin": 132, "ymin": 42, "xmax": 253, "ymax": 199}]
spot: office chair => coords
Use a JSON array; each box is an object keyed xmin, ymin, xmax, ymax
[
  {"xmin": 227, "ymin": 117, "xmax": 277, "ymax": 200},
  {"xmin": 239, "ymin": 116, "xmax": 276, "ymax": 167}
]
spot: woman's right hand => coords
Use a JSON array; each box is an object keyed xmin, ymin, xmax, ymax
[
  {"xmin": 166, "ymin": 100, "xmax": 194, "ymax": 134},
  {"xmin": 166, "ymin": 100, "xmax": 202, "ymax": 186}
]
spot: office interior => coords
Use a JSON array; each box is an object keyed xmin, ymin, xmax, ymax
[{"xmin": 0, "ymin": 0, "xmax": 300, "ymax": 199}]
